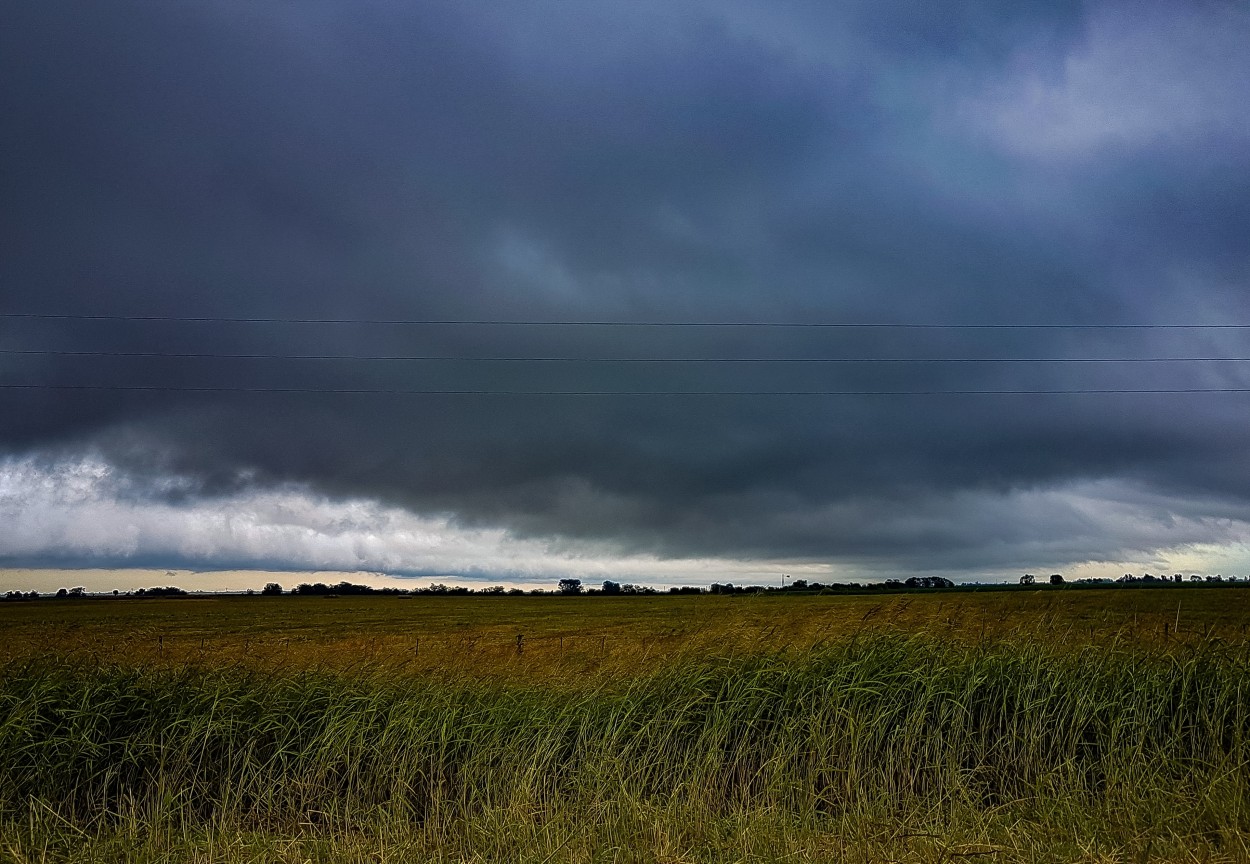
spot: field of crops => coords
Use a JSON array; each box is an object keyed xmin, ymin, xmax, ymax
[{"xmin": 3, "ymin": 587, "xmax": 1250, "ymax": 862}]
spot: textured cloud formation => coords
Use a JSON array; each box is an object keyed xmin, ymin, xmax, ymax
[
  {"xmin": 0, "ymin": 455, "xmax": 839, "ymax": 585},
  {"xmin": 963, "ymin": 4, "xmax": 1250, "ymax": 158},
  {"xmin": 2, "ymin": 455, "xmax": 1246, "ymax": 584},
  {"xmin": 1, "ymin": 0, "xmax": 1249, "ymax": 580}
]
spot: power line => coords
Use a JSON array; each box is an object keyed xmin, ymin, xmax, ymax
[
  {"xmin": 3, "ymin": 384, "xmax": 1248, "ymax": 396},
  {"xmin": 3, "ymin": 313, "xmax": 1250, "ymax": 329},
  {"xmin": 4, "ymin": 349, "xmax": 1250, "ymax": 363}
]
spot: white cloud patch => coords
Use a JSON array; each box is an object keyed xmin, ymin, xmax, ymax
[
  {"xmin": 961, "ymin": 5, "xmax": 1250, "ymax": 159},
  {"xmin": 1, "ymin": 454, "xmax": 1249, "ymax": 587},
  {"xmin": 0, "ymin": 454, "xmax": 825, "ymax": 586}
]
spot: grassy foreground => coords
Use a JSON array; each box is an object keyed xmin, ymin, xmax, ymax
[{"xmin": 3, "ymin": 628, "xmax": 1250, "ymax": 862}]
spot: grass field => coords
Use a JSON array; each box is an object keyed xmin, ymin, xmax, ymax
[
  {"xmin": 3, "ymin": 587, "xmax": 1250, "ymax": 862},
  {"xmin": 3, "ymin": 586, "xmax": 1247, "ymax": 681}
]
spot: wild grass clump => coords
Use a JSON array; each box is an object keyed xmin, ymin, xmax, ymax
[{"xmin": 2, "ymin": 635, "xmax": 1248, "ymax": 860}]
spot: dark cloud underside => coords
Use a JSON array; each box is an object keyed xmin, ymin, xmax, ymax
[{"xmin": 2, "ymin": 0, "xmax": 1248, "ymax": 576}]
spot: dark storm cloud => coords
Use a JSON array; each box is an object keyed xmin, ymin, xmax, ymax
[{"xmin": 2, "ymin": 0, "xmax": 1248, "ymax": 577}]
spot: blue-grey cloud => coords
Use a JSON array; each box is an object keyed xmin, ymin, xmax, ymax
[{"xmin": 1, "ymin": 0, "xmax": 1248, "ymax": 578}]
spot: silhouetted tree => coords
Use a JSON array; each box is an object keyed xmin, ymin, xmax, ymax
[
  {"xmin": 601, "ymin": 581, "xmax": 622, "ymax": 595},
  {"xmin": 906, "ymin": 576, "xmax": 954, "ymax": 589},
  {"xmin": 557, "ymin": 578, "xmax": 583, "ymax": 595},
  {"xmin": 261, "ymin": 582, "xmax": 283, "ymax": 595},
  {"xmin": 1049, "ymin": 573, "xmax": 1065, "ymax": 585},
  {"xmin": 1019, "ymin": 574, "xmax": 1036, "ymax": 586},
  {"xmin": 135, "ymin": 586, "xmax": 188, "ymax": 597}
]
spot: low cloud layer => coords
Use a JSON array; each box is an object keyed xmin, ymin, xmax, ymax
[
  {"xmin": 2, "ymin": 0, "xmax": 1248, "ymax": 581},
  {"xmin": 0, "ymin": 455, "xmax": 840, "ymax": 585},
  {"xmin": 2, "ymin": 455, "xmax": 1246, "ymax": 586}
]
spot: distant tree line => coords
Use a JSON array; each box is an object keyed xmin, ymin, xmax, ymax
[
  {"xmin": 4, "ymin": 571, "xmax": 1247, "ymax": 602},
  {"xmin": 1018, "ymin": 572, "xmax": 1243, "ymax": 587},
  {"xmin": 1118, "ymin": 572, "xmax": 1235, "ymax": 584},
  {"xmin": 290, "ymin": 581, "xmax": 413, "ymax": 596},
  {"xmin": 2, "ymin": 585, "xmax": 187, "ymax": 601}
]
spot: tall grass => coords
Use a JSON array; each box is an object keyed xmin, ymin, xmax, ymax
[{"xmin": 2, "ymin": 635, "xmax": 1249, "ymax": 861}]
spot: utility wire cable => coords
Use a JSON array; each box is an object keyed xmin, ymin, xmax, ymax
[
  {"xmin": 3, "ymin": 313, "xmax": 1250, "ymax": 329},
  {"xmin": 4, "ymin": 384, "xmax": 1249, "ymax": 396},
  {"xmin": 3, "ymin": 349, "xmax": 1250, "ymax": 362}
]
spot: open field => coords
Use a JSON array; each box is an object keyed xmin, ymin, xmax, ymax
[
  {"xmin": 3, "ymin": 586, "xmax": 1249, "ymax": 682},
  {"xmin": 4, "ymin": 587, "xmax": 1250, "ymax": 862}
]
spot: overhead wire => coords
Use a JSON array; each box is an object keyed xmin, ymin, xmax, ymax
[
  {"xmin": 4, "ymin": 312, "xmax": 1248, "ymax": 395},
  {"xmin": 2, "ymin": 349, "xmax": 1250, "ymax": 363},
  {"xmin": 3, "ymin": 313, "xmax": 1250, "ymax": 329},
  {"xmin": 3, "ymin": 384, "xmax": 1248, "ymax": 396}
]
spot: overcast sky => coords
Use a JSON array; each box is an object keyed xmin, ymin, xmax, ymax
[{"xmin": 2, "ymin": 0, "xmax": 1249, "ymax": 589}]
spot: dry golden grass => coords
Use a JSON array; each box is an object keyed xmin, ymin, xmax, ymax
[
  {"xmin": 2, "ymin": 585, "xmax": 1246, "ymax": 684},
  {"xmin": 4, "ymin": 586, "xmax": 1250, "ymax": 862}
]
